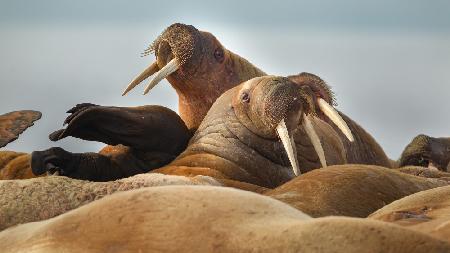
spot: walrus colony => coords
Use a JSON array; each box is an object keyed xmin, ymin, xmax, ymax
[{"xmin": 0, "ymin": 23, "xmax": 449, "ymax": 251}]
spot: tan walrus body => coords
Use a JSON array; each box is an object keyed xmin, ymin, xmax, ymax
[{"xmin": 1, "ymin": 186, "xmax": 448, "ymax": 253}]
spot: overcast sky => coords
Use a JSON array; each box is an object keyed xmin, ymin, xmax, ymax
[{"xmin": 1, "ymin": 0, "xmax": 449, "ymax": 159}]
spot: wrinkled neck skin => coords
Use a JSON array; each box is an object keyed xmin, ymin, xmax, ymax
[
  {"xmin": 162, "ymin": 88, "xmax": 346, "ymax": 189},
  {"xmin": 167, "ymin": 51, "xmax": 266, "ymax": 130}
]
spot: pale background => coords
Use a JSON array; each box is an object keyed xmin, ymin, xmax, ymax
[{"xmin": 1, "ymin": 0, "xmax": 449, "ymax": 159}]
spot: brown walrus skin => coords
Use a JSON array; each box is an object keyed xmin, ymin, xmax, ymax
[
  {"xmin": 1, "ymin": 186, "xmax": 449, "ymax": 253},
  {"xmin": 0, "ymin": 77, "xmax": 447, "ymax": 230},
  {"xmin": 369, "ymin": 184, "xmax": 450, "ymax": 242},
  {"xmin": 399, "ymin": 134, "xmax": 450, "ymax": 171},
  {"xmin": 0, "ymin": 110, "xmax": 41, "ymax": 180},
  {"xmin": 266, "ymin": 164, "xmax": 448, "ymax": 218},
  {"xmin": 0, "ymin": 110, "xmax": 41, "ymax": 148}
]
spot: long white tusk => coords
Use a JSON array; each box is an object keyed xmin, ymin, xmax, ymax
[
  {"xmin": 143, "ymin": 58, "xmax": 180, "ymax": 95},
  {"xmin": 303, "ymin": 115, "xmax": 327, "ymax": 169},
  {"xmin": 276, "ymin": 119, "xmax": 301, "ymax": 176},
  {"xmin": 317, "ymin": 98, "xmax": 354, "ymax": 142},
  {"xmin": 122, "ymin": 61, "xmax": 159, "ymax": 96}
]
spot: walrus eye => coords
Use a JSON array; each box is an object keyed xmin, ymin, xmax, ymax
[
  {"xmin": 214, "ymin": 48, "xmax": 224, "ymax": 63},
  {"xmin": 241, "ymin": 92, "xmax": 250, "ymax": 103}
]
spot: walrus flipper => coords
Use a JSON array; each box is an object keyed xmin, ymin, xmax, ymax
[
  {"xmin": 0, "ymin": 110, "xmax": 41, "ymax": 148},
  {"xmin": 50, "ymin": 104, "xmax": 191, "ymax": 154},
  {"xmin": 31, "ymin": 146, "xmax": 173, "ymax": 181}
]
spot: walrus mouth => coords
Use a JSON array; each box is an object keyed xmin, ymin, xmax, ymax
[{"xmin": 276, "ymin": 98, "xmax": 354, "ymax": 176}]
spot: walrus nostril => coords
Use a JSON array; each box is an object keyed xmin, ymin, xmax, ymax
[{"xmin": 156, "ymin": 40, "xmax": 174, "ymax": 66}]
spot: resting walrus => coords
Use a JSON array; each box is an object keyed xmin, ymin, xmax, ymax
[{"xmin": 399, "ymin": 134, "xmax": 450, "ymax": 171}]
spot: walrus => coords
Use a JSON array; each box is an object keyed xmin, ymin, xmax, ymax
[
  {"xmin": 1, "ymin": 186, "xmax": 448, "ymax": 253},
  {"xmin": 369, "ymin": 185, "xmax": 450, "ymax": 242},
  {"xmin": 0, "ymin": 77, "xmax": 447, "ymax": 230},
  {"xmin": 399, "ymin": 134, "xmax": 450, "ymax": 171}
]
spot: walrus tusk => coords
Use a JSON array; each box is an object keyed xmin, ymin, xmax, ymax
[
  {"xmin": 303, "ymin": 114, "xmax": 327, "ymax": 169},
  {"xmin": 143, "ymin": 58, "xmax": 180, "ymax": 95},
  {"xmin": 318, "ymin": 98, "xmax": 354, "ymax": 142},
  {"xmin": 276, "ymin": 119, "xmax": 301, "ymax": 176},
  {"xmin": 122, "ymin": 61, "xmax": 159, "ymax": 96}
]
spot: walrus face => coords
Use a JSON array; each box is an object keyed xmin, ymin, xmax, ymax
[
  {"xmin": 122, "ymin": 23, "xmax": 265, "ymax": 130},
  {"xmin": 232, "ymin": 76, "xmax": 354, "ymax": 176},
  {"xmin": 399, "ymin": 134, "xmax": 450, "ymax": 172}
]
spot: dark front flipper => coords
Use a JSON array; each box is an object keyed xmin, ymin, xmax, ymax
[
  {"xmin": 49, "ymin": 104, "xmax": 191, "ymax": 154},
  {"xmin": 31, "ymin": 146, "xmax": 175, "ymax": 181},
  {"xmin": 0, "ymin": 110, "xmax": 41, "ymax": 148}
]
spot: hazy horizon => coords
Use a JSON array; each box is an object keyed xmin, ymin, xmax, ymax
[{"xmin": 1, "ymin": 0, "xmax": 450, "ymax": 159}]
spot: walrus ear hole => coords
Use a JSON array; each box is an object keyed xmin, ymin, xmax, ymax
[{"xmin": 214, "ymin": 47, "xmax": 225, "ymax": 63}]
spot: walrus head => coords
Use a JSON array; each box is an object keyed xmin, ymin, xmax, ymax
[
  {"xmin": 231, "ymin": 76, "xmax": 353, "ymax": 176},
  {"xmin": 170, "ymin": 75, "xmax": 354, "ymax": 187},
  {"xmin": 399, "ymin": 134, "xmax": 450, "ymax": 172},
  {"xmin": 122, "ymin": 23, "xmax": 266, "ymax": 130}
]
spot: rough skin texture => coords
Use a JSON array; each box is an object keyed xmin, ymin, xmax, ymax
[
  {"xmin": 0, "ymin": 186, "xmax": 448, "ymax": 253},
  {"xmin": 0, "ymin": 110, "xmax": 41, "ymax": 148},
  {"xmin": 0, "ymin": 173, "xmax": 220, "ymax": 231}
]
